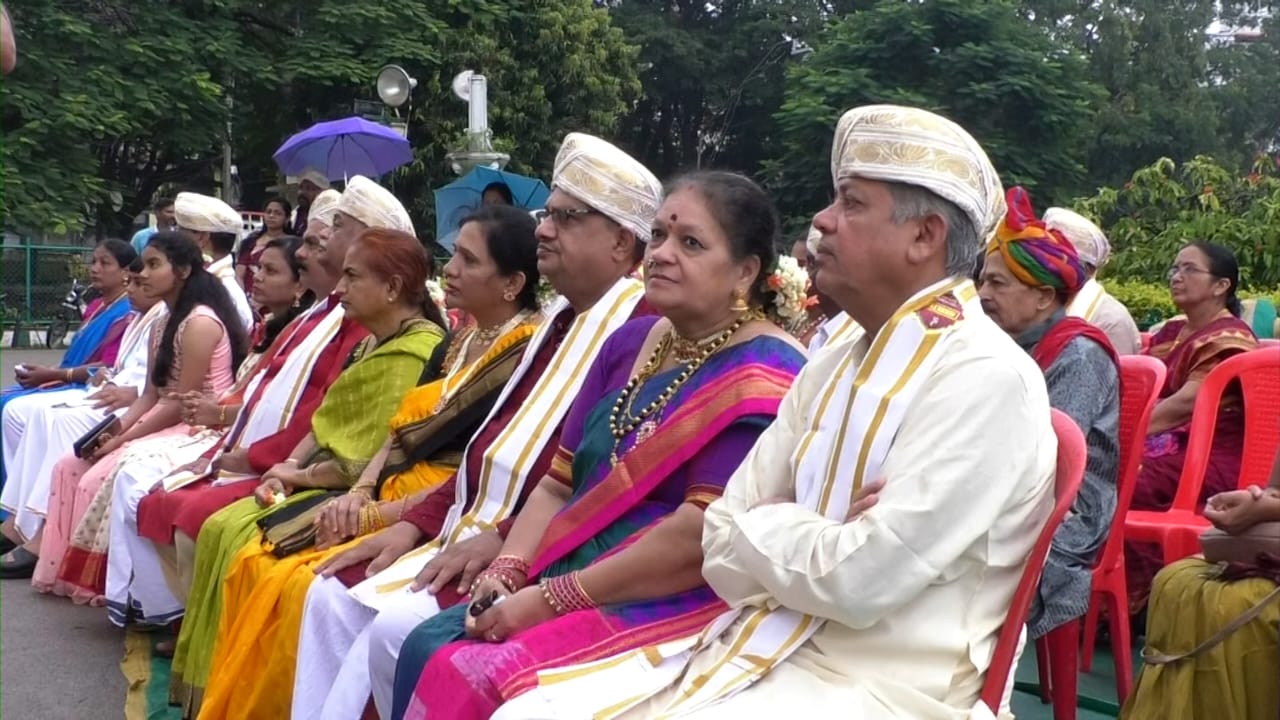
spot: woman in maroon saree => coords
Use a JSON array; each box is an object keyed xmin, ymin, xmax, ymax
[{"xmin": 1126, "ymin": 242, "xmax": 1257, "ymax": 610}]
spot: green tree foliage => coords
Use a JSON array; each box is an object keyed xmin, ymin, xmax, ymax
[
  {"xmin": 2, "ymin": 0, "xmax": 638, "ymax": 240},
  {"xmin": 1021, "ymin": 0, "xmax": 1280, "ymax": 188},
  {"xmin": 762, "ymin": 0, "xmax": 1101, "ymax": 231},
  {"xmin": 604, "ymin": 0, "xmax": 824, "ymax": 178},
  {"xmin": 1076, "ymin": 154, "xmax": 1280, "ymax": 288},
  {"xmin": 1, "ymin": 1, "xmax": 235, "ymax": 236}
]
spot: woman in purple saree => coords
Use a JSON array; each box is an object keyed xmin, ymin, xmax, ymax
[
  {"xmin": 1126, "ymin": 242, "xmax": 1257, "ymax": 610},
  {"xmin": 387, "ymin": 172, "xmax": 809, "ymax": 720}
]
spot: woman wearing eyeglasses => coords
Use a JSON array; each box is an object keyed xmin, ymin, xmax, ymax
[{"xmin": 1126, "ymin": 241, "xmax": 1258, "ymax": 613}]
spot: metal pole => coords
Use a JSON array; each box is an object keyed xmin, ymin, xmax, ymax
[{"xmin": 24, "ymin": 242, "xmax": 32, "ymax": 324}]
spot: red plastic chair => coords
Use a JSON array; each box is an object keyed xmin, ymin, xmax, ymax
[
  {"xmin": 980, "ymin": 410, "xmax": 1087, "ymax": 717},
  {"xmin": 1033, "ymin": 355, "xmax": 1165, "ymax": 717},
  {"xmin": 1125, "ymin": 346, "xmax": 1280, "ymax": 565}
]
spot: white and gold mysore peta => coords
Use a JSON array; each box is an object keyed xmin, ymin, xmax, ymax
[
  {"xmin": 1066, "ymin": 278, "xmax": 1105, "ymax": 322},
  {"xmin": 348, "ymin": 278, "xmax": 644, "ymax": 611},
  {"xmin": 528, "ymin": 277, "xmax": 982, "ymax": 719}
]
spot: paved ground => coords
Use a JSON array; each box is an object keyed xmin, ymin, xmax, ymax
[{"xmin": 0, "ymin": 348, "xmax": 127, "ymax": 719}]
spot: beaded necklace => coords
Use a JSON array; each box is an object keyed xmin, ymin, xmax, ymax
[{"xmin": 607, "ymin": 313, "xmax": 752, "ymax": 466}]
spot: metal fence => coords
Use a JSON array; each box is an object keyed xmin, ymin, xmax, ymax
[{"xmin": 1, "ymin": 243, "xmax": 93, "ymax": 327}]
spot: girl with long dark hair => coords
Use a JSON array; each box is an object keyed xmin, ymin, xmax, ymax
[{"xmin": 31, "ymin": 231, "xmax": 247, "ymax": 603}]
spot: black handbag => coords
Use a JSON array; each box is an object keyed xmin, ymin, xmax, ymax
[{"xmin": 72, "ymin": 414, "xmax": 121, "ymax": 459}]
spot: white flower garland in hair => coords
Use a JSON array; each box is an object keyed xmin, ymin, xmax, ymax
[
  {"xmin": 763, "ymin": 255, "xmax": 815, "ymax": 332},
  {"xmin": 426, "ymin": 278, "xmax": 449, "ymax": 326},
  {"xmin": 535, "ymin": 276, "xmax": 557, "ymax": 307}
]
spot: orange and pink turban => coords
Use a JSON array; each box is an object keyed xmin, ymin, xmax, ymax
[{"xmin": 985, "ymin": 187, "xmax": 1085, "ymax": 293}]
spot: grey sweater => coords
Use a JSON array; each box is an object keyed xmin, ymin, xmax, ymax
[{"xmin": 1020, "ymin": 314, "xmax": 1121, "ymax": 639}]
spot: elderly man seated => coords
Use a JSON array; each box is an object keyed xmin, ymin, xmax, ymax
[
  {"xmin": 489, "ymin": 105, "xmax": 1058, "ymax": 720},
  {"xmin": 1043, "ymin": 207, "xmax": 1140, "ymax": 354},
  {"xmin": 980, "ymin": 186, "xmax": 1122, "ymax": 640}
]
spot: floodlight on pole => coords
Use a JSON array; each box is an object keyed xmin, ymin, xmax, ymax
[{"xmin": 376, "ymin": 65, "xmax": 417, "ymax": 109}]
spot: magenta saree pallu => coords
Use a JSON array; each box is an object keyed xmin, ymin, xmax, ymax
[{"xmin": 397, "ymin": 335, "xmax": 804, "ymax": 720}]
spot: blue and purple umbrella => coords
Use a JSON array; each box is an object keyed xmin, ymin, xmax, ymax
[{"xmin": 272, "ymin": 116, "xmax": 412, "ymax": 182}]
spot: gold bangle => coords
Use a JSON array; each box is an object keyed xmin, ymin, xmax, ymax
[
  {"xmin": 66, "ymin": 369, "xmax": 74, "ymax": 383},
  {"xmin": 218, "ymin": 405, "xmax": 227, "ymax": 425}
]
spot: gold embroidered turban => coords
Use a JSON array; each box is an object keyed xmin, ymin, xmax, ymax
[
  {"xmin": 175, "ymin": 192, "xmax": 243, "ymax": 235},
  {"xmin": 1044, "ymin": 207, "xmax": 1110, "ymax": 269},
  {"xmin": 338, "ymin": 176, "xmax": 414, "ymax": 234},
  {"xmin": 831, "ymin": 104, "xmax": 1005, "ymax": 241},
  {"xmin": 307, "ymin": 189, "xmax": 342, "ymax": 228},
  {"xmin": 552, "ymin": 132, "xmax": 662, "ymax": 242}
]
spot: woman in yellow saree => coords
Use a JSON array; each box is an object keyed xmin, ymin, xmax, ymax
[
  {"xmin": 196, "ymin": 206, "xmax": 543, "ymax": 720},
  {"xmin": 168, "ymin": 227, "xmax": 447, "ymax": 716}
]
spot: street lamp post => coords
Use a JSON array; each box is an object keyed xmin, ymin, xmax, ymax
[
  {"xmin": 446, "ymin": 71, "xmax": 510, "ymax": 176},
  {"xmin": 698, "ymin": 34, "xmax": 812, "ymax": 168}
]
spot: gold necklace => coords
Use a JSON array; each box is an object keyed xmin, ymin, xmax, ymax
[
  {"xmin": 607, "ymin": 313, "xmax": 750, "ymax": 465},
  {"xmin": 472, "ymin": 323, "xmax": 503, "ymax": 345},
  {"xmin": 433, "ymin": 309, "xmax": 536, "ymax": 413}
]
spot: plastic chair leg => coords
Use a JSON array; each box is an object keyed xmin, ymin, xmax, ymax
[
  {"xmin": 1079, "ymin": 590, "xmax": 1101, "ymax": 672},
  {"xmin": 1045, "ymin": 620, "xmax": 1080, "ymax": 720},
  {"xmin": 1104, "ymin": 588, "xmax": 1134, "ymax": 703},
  {"xmin": 1035, "ymin": 636, "xmax": 1052, "ymax": 704}
]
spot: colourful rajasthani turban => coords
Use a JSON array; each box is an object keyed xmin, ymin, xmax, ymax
[{"xmin": 986, "ymin": 187, "xmax": 1085, "ymax": 293}]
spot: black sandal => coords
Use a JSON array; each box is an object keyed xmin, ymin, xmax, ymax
[{"xmin": 0, "ymin": 547, "xmax": 38, "ymax": 579}]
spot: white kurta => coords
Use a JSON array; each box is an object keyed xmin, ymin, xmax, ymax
[
  {"xmin": 294, "ymin": 281, "xmax": 645, "ymax": 720},
  {"xmin": 0, "ymin": 307, "xmax": 161, "ymax": 541},
  {"xmin": 208, "ymin": 254, "xmax": 253, "ymax": 331},
  {"xmin": 499, "ymin": 312, "xmax": 1056, "ymax": 720}
]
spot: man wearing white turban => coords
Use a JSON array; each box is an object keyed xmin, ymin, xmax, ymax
[
  {"xmin": 119, "ymin": 184, "xmax": 371, "ymax": 651},
  {"xmin": 289, "ymin": 134, "xmax": 659, "ymax": 720},
  {"xmin": 1044, "ymin": 207, "xmax": 1141, "ymax": 354},
  {"xmin": 174, "ymin": 192, "xmax": 253, "ymax": 330},
  {"xmin": 493, "ymin": 105, "xmax": 1056, "ymax": 720}
]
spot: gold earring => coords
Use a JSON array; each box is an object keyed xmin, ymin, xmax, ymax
[
  {"xmin": 502, "ymin": 291, "xmax": 515, "ymax": 302},
  {"xmin": 730, "ymin": 288, "xmax": 749, "ymax": 313}
]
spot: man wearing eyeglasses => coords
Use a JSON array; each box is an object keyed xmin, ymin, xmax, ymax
[{"xmin": 291, "ymin": 132, "xmax": 662, "ymax": 720}]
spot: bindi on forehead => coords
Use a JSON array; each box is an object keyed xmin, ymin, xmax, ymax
[{"xmin": 669, "ymin": 213, "xmax": 678, "ymax": 222}]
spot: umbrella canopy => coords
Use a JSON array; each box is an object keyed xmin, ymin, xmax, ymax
[
  {"xmin": 433, "ymin": 167, "xmax": 551, "ymax": 251},
  {"xmin": 273, "ymin": 116, "xmax": 412, "ymax": 182}
]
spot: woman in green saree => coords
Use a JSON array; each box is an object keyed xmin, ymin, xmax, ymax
[
  {"xmin": 193, "ymin": 206, "xmax": 545, "ymax": 720},
  {"xmin": 167, "ymin": 227, "xmax": 446, "ymax": 715}
]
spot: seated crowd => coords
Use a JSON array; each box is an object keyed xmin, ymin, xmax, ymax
[{"xmin": 0, "ymin": 105, "xmax": 1273, "ymax": 720}]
